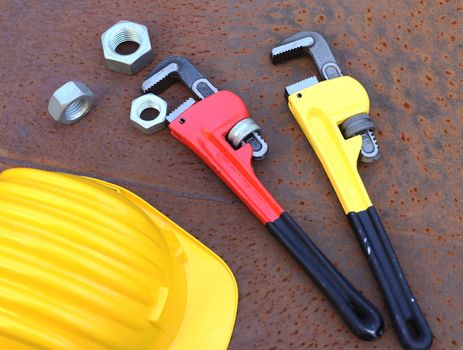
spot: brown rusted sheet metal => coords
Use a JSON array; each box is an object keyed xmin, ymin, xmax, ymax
[{"xmin": 0, "ymin": 0, "xmax": 461, "ymax": 349}]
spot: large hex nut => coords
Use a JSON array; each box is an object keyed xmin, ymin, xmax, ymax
[
  {"xmin": 130, "ymin": 94, "xmax": 168, "ymax": 134},
  {"xmin": 101, "ymin": 21, "xmax": 153, "ymax": 75},
  {"xmin": 48, "ymin": 81, "xmax": 95, "ymax": 124}
]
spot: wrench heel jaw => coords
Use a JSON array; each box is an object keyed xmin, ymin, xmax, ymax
[
  {"xmin": 348, "ymin": 207, "xmax": 433, "ymax": 350},
  {"xmin": 266, "ymin": 212, "xmax": 384, "ymax": 341}
]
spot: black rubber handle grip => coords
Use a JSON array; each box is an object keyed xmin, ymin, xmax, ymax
[
  {"xmin": 348, "ymin": 207, "xmax": 433, "ymax": 350},
  {"xmin": 266, "ymin": 212, "xmax": 384, "ymax": 340}
]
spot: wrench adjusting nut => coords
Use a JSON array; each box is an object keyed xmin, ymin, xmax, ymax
[
  {"xmin": 101, "ymin": 20, "xmax": 153, "ymax": 75},
  {"xmin": 341, "ymin": 114, "xmax": 379, "ymax": 163},
  {"xmin": 227, "ymin": 118, "xmax": 269, "ymax": 160},
  {"xmin": 130, "ymin": 94, "xmax": 168, "ymax": 134},
  {"xmin": 48, "ymin": 81, "xmax": 95, "ymax": 124}
]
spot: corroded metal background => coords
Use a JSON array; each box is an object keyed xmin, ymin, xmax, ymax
[{"xmin": 0, "ymin": 0, "xmax": 461, "ymax": 349}]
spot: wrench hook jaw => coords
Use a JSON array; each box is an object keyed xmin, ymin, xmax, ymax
[
  {"xmin": 270, "ymin": 31, "xmax": 342, "ymax": 80},
  {"xmin": 141, "ymin": 56, "xmax": 219, "ymax": 123},
  {"xmin": 141, "ymin": 56, "xmax": 218, "ymax": 99}
]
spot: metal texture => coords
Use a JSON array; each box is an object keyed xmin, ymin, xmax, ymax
[
  {"xmin": 227, "ymin": 118, "xmax": 261, "ymax": 148},
  {"xmin": 101, "ymin": 20, "xmax": 154, "ymax": 75},
  {"xmin": 0, "ymin": 1, "xmax": 461, "ymax": 349},
  {"xmin": 166, "ymin": 98, "xmax": 196, "ymax": 123},
  {"xmin": 227, "ymin": 118, "xmax": 270, "ymax": 160},
  {"xmin": 48, "ymin": 81, "xmax": 95, "ymax": 124},
  {"xmin": 341, "ymin": 114, "xmax": 380, "ymax": 163},
  {"xmin": 141, "ymin": 56, "xmax": 218, "ymax": 99},
  {"xmin": 271, "ymin": 31, "xmax": 342, "ymax": 80},
  {"xmin": 285, "ymin": 75, "xmax": 319, "ymax": 97}
]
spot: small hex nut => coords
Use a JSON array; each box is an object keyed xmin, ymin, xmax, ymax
[
  {"xmin": 102, "ymin": 21, "xmax": 153, "ymax": 75},
  {"xmin": 48, "ymin": 81, "xmax": 95, "ymax": 124},
  {"xmin": 130, "ymin": 94, "xmax": 168, "ymax": 134}
]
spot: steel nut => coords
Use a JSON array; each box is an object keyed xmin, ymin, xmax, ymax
[
  {"xmin": 48, "ymin": 81, "xmax": 95, "ymax": 124},
  {"xmin": 101, "ymin": 21, "xmax": 153, "ymax": 75},
  {"xmin": 130, "ymin": 94, "xmax": 168, "ymax": 134}
]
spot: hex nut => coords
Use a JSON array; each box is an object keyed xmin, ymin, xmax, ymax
[
  {"xmin": 48, "ymin": 81, "xmax": 95, "ymax": 124},
  {"xmin": 130, "ymin": 94, "xmax": 168, "ymax": 134},
  {"xmin": 101, "ymin": 21, "xmax": 153, "ymax": 75}
]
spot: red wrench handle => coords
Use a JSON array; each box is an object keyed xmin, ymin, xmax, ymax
[{"xmin": 169, "ymin": 91, "xmax": 283, "ymax": 224}]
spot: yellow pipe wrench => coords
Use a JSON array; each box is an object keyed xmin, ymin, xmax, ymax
[{"xmin": 271, "ymin": 32, "xmax": 432, "ymax": 350}]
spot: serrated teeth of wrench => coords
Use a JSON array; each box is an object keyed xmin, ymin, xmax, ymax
[
  {"xmin": 142, "ymin": 63, "xmax": 179, "ymax": 94},
  {"xmin": 142, "ymin": 74, "xmax": 172, "ymax": 94},
  {"xmin": 166, "ymin": 98, "xmax": 196, "ymax": 123},
  {"xmin": 271, "ymin": 36, "xmax": 314, "ymax": 64},
  {"xmin": 271, "ymin": 45, "xmax": 306, "ymax": 64},
  {"xmin": 285, "ymin": 76, "xmax": 319, "ymax": 97},
  {"xmin": 245, "ymin": 132, "xmax": 269, "ymax": 160},
  {"xmin": 360, "ymin": 129, "xmax": 380, "ymax": 163}
]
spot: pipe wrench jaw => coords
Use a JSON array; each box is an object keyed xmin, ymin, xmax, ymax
[
  {"xmin": 141, "ymin": 55, "xmax": 218, "ymax": 99},
  {"xmin": 270, "ymin": 31, "xmax": 342, "ymax": 81},
  {"xmin": 140, "ymin": 56, "xmax": 269, "ymax": 160},
  {"xmin": 271, "ymin": 31, "xmax": 380, "ymax": 163},
  {"xmin": 140, "ymin": 56, "xmax": 217, "ymax": 129}
]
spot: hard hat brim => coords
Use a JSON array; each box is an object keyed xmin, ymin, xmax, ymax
[
  {"xmin": 94, "ymin": 179, "xmax": 239, "ymax": 350},
  {"xmin": 168, "ymin": 226, "xmax": 238, "ymax": 350}
]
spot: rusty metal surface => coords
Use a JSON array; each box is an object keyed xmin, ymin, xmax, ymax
[{"xmin": 0, "ymin": 0, "xmax": 461, "ymax": 349}]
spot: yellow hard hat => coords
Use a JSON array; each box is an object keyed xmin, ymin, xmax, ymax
[{"xmin": 0, "ymin": 168, "xmax": 238, "ymax": 350}]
